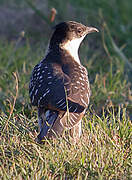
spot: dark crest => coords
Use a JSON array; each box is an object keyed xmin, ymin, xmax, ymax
[{"xmin": 50, "ymin": 21, "xmax": 87, "ymax": 48}]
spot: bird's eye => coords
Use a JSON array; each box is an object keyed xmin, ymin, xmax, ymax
[{"xmin": 77, "ymin": 28, "xmax": 82, "ymax": 33}]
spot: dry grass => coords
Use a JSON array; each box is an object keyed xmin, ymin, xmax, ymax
[{"xmin": 0, "ymin": 106, "xmax": 131, "ymax": 179}]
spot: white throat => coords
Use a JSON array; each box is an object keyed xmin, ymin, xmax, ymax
[{"xmin": 61, "ymin": 35, "xmax": 85, "ymax": 64}]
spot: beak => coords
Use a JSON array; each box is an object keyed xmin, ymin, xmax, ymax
[{"xmin": 86, "ymin": 27, "xmax": 99, "ymax": 34}]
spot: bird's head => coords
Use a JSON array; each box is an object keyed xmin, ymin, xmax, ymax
[{"xmin": 49, "ymin": 21, "xmax": 99, "ymax": 50}]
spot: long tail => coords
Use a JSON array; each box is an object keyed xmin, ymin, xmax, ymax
[{"xmin": 37, "ymin": 110, "xmax": 58, "ymax": 141}]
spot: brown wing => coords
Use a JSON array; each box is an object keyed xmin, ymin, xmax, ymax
[
  {"xmin": 67, "ymin": 63, "xmax": 90, "ymax": 107},
  {"xmin": 29, "ymin": 60, "xmax": 90, "ymax": 128},
  {"xmin": 29, "ymin": 62, "xmax": 86, "ymax": 113},
  {"xmin": 60, "ymin": 62, "xmax": 90, "ymax": 128}
]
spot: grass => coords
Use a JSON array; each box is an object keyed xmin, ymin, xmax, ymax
[
  {"xmin": 0, "ymin": 106, "xmax": 131, "ymax": 179},
  {"xmin": 0, "ymin": 0, "xmax": 132, "ymax": 179}
]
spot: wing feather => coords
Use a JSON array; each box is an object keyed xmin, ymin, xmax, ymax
[{"xmin": 29, "ymin": 61, "xmax": 90, "ymax": 114}]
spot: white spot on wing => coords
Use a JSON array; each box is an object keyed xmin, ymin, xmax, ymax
[
  {"xmin": 81, "ymin": 97, "xmax": 88, "ymax": 107},
  {"xmin": 73, "ymin": 107, "xmax": 78, "ymax": 113},
  {"xmin": 47, "ymin": 76, "xmax": 52, "ymax": 79},
  {"xmin": 40, "ymin": 79, "xmax": 43, "ymax": 83},
  {"xmin": 56, "ymin": 99, "xmax": 64, "ymax": 104},
  {"xmin": 71, "ymin": 113, "xmax": 77, "ymax": 119},
  {"xmin": 46, "ymin": 89, "xmax": 50, "ymax": 93},
  {"xmin": 42, "ymin": 89, "xmax": 50, "ymax": 98},
  {"xmin": 32, "ymin": 95, "xmax": 34, "ymax": 103},
  {"xmin": 35, "ymin": 89, "xmax": 38, "ymax": 95},
  {"xmin": 81, "ymin": 82, "xmax": 84, "ymax": 86},
  {"xmin": 30, "ymin": 86, "xmax": 35, "ymax": 97},
  {"xmin": 69, "ymin": 106, "xmax": 72, "ymax": 111},
  {"xmin": 45, "ymin": 88, "xmax": 50, "ymax": 92},
  {"xmin": 39, "ymin": 75, "xmax": 43, "ymax": 79},
  {"xmin": 69, "ymin": 117, "xmax": 74, "ymax": 125},
  {"xmin": 38, "ymin": 63, "xmax": 42, "ymax": 68},
  {"xmin": 58, "ymin": 101, "xmax": 65, "ymax": 107},
  {"xmin": 81, "ymin": 87, "xmax": 85, "ymax": 90}
]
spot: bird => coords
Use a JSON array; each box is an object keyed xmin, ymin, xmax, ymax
[{"xmin": 29, "ymin": 21, "xmax": 99, "ymax": 143}]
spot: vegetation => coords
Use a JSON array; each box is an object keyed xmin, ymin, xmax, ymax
[{"xmin": 0, "ymin": 0, "xmax": 132, "ymax": 179}]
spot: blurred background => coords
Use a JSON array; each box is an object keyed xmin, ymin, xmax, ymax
[{"xmin": 0, "ymin": 0, "xmax": 132, "ymax": 118}]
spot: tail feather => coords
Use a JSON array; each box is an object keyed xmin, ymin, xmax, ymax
[{"xmin": 37, "ymin": 110, "xmax": 58, "ymax": 141}]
